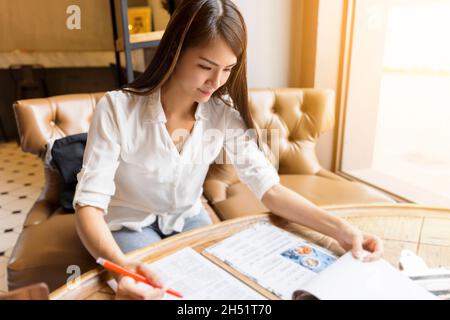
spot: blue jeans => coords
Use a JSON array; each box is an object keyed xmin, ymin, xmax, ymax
[{"xmin": 111, "ymin": 208, "xmax": 213, "ymax": 254}]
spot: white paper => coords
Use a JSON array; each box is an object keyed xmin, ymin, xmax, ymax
[
  {"xmin": 106, "ymin": 247, "xmax": 266, "ymax": 300},
  {"xmin": 205, "ymin": 222, "xmax": 338, "ymax": 299},
  {"xmin": 300, "ymin": 252, "xmax": 438, "ymax": 300},
  {"xmin": 205, "ymin": 222, "xmax": 438, "ymax": 300}
]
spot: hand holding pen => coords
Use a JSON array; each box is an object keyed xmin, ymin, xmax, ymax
[{"xmin": 97, "ymin": 258, "xmax": 183, "ymax": 300}]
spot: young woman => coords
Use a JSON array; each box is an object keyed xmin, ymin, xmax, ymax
[{"xmin": 74, "ymin": 0, "xmax": 383, "ymax": 300}]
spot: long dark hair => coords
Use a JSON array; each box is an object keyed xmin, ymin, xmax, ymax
[{"xmin": 122, "ymin": 0, "xmax": 256, "ymax": 133}]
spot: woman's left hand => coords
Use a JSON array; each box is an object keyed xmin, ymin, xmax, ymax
[{"xmin": 336, "ymin": 222, "xmax": 384, "ymax": 262}]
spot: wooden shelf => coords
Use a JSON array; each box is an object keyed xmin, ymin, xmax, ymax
[
  {"xmin": 130, "ymin": 30, "xmax": 164, "ymax": 44},
  {"xmin": 110, "ymin": 0, "xmax": 169, "ymax": 84},
  {"xmin": 115, "ymin": 31, "xmax": 164, "ymax": 51}
]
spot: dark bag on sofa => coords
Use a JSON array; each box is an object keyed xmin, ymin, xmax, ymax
[{"xmin": 51, "ymin": 133, "xmax": 87, "ymax": 213}]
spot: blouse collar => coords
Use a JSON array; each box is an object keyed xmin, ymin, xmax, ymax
[{"xmin": 144, "ymin": 87, "xmax": 209, "ymax": 123}]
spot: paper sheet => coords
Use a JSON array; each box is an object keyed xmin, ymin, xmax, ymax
[
  {"xmin": 299, "ymin": 252, "xmax": 438, "ymax": 300},
  {"xmin": 107, "ymin": 247, "xmax": 266, "ymax": 300},
  {"xmin": 205, "ymin": 222, "xmax": 338, "ymax": 299},
  {"xmin": 205, "ymin": 222, "xmax": 438, "ymax": 300}
]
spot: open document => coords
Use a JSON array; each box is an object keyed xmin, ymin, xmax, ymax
[
  {"xmin": 107, "ymin": 247, "xmax": 266, "ymax": 300},
  {"xmin": 205, "ymin": 222, "xmax": 438, "ymax": 300}
]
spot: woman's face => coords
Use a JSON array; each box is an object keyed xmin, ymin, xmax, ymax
[{"xmin": 170, "ymin": 37, "xmax": 238, "ymax": 103}]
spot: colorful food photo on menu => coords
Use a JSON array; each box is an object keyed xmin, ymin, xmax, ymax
[{"xmin": 280, "ymin": 243, "xmax": 337, "ymax": 273}]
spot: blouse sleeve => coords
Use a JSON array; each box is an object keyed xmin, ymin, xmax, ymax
[
  {"xmin": 223, "ymin": 107, "xmax": 280, "ymax": 200},
  {"xmin": 72, "ymin": 92, "xmax": 121, "ymax": 213}
]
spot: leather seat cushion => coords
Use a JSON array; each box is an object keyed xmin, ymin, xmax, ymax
[
  {"xmin": 7, "ymin": 209, "xmax": 96, "ymax": 292},
  {"xmin": 211, "ymin": 174, "xmax": 395, "ymax": 220},
  {"xmin": 8, "ymin": 202, "xmax": 221, "ymax": 292}
]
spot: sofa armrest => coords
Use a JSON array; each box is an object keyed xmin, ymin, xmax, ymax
[
  {"xmin": 23, "ymin": 198, "xmax": 59, "ymax": 228},
  {"xmin": 200, "ymin": 196, "xmax": 221, "ymax": 223},
  {"xmin": 21, "ymin": 165, "xmax": 62, "ymax": 227},
  {"xmin": 203, "ymin": 164, "xmax": 240, "ymax": 204},
  {"xmin": 203, "ymin": 179, "xmax": 228, "ymax": 204},
  {"xmin": 0, "ymin": 283, "xmax": 49, "ymax": 300}
]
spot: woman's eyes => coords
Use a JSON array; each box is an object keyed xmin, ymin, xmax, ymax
[
  {"xmin": 198, "ymin": 65, "xmax": 211, "ymax": 70},
  {"xmin": 198, "ymin": 65, "xmax": 232, "ymax": 72}
]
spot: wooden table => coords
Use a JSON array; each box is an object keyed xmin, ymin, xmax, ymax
[{"xmin": 49, "ymin": 203, "xmax": 450, "ymax": 300}]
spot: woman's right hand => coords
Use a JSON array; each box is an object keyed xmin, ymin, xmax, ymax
[{"xmin": 114, "ymin": 260, "xmax": 166, "ymax": 300}]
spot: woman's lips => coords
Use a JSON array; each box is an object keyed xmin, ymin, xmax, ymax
[{"xmin": 199, "ymin": 89, "xmax": 212, "ymax": 96}]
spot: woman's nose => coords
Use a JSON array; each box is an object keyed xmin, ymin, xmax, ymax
[{"xmin": 207, "ymin": 71, "xmax": 222, "ymax": 90}]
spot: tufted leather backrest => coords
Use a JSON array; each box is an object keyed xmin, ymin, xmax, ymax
[
  {"xmin": 203, "ymin": 89, "xmax": 335, "ymax": 202},
  {"xmin": 14, "ymin": 89, "xmax": 335, "ymax": 168},
  {"xmin": 13, "ymin": 92, "xmax": 105, "ymax": 159},
  {"xmin": 248, "ymin": 88, "xmax": 335, "ymax": 174},
  {"xmin": 14, "ymin": 88, "xmax": 335, "ymax": 186}
]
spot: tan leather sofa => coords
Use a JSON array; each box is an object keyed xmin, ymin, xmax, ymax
[
  {"xmin": 8, "ymin": 88, "xmax": 394, "ymax": 292},
  {"xmin": 203, "ymin": 89, "xmax": 394, "ymax": 219}
]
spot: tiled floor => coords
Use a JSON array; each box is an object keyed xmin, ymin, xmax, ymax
[{"xmin": 0, "ymin": 142, "xmax": 44, "ymax": 293}]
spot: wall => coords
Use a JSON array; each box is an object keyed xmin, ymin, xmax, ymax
[
  {"xmin": 233, "ymin": 0, "xmax": 297, "ymax": 88},
  {"xmin": 0, "ymin": 0, "xmax": 341, "ymax": 171},
  {"xmin": 234, "ymin": 0, "xmax": 342, "ymax": 170},
  {"xmin": 313, "ymin": 0, "xmax": 345, "ymax": 170},
  {"xmin": 296, "ymin": 0, "xmax": 346, "ymax": 171},
  {"xmin": 0, "ymin": 0, "xmax": 304, "ymax": 87},
  {"xmin": 0, "ymin": 0, "xmax": 114, "ymax": 52}
]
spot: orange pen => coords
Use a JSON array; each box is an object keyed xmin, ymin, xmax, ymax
[{"xmin": 96, "ymin": 257, "xmax": 183, "ymax": 298}]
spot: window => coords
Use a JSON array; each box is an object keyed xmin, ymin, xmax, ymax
[{"xmin": 340, "ymin": 0, "xmax": 450, "ymax": 206}]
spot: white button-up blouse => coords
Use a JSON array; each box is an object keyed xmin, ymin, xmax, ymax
[{"xmin": 73, "ymin": 88, "xmax": 279, "ymax": 234}]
